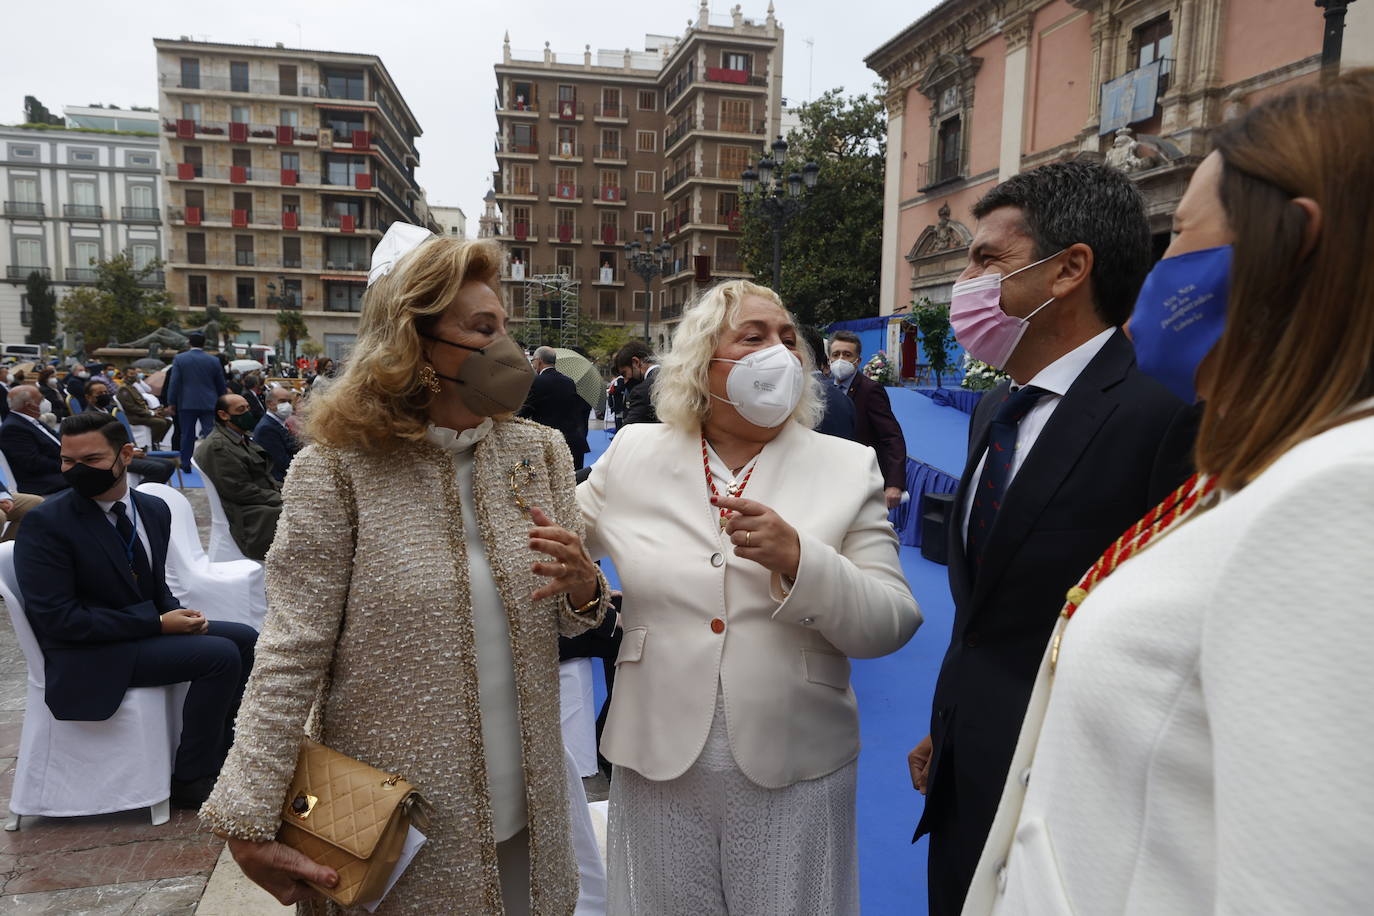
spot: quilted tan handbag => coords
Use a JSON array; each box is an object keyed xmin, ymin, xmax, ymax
[{"xmin": 276, "ymin": 738, "xmax": 433, "ymax": 908}]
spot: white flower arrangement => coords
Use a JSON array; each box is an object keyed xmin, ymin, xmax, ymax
[
  {"xmin": 960, "ymin": 353, "xmax": 1009, "ymax": 391},
  {"xmin": 862, "ymin": 350, "xmax": 898, "ymax": 386}
]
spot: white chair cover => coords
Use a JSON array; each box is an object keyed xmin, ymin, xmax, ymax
[
  {"xmin": 129, "ymin": 423, "xmax": 153, "ymax": 450},
  {"xmin": 559, "ymin": 658, "xmax": 599, "ymax": 778},
  {"xmin": 565, "ymin": 745, "xmax": 608, "ymax": 916},
  {"xmin": 191, "ymin": 458, "xmax": 251, "ymax": 563},
  {"xmin": 135, "ymin": 483, "xmax": 267, "ymax": 630},
  {"xmin": 0, "ymin": 542, "xmax": 186, "ymax": 827},
  {"xmin": 0, "ymin": 450, "xmax": 15, "ymax": 492}
]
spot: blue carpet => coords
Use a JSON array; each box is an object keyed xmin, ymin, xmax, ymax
[
  {"xmin": 174, "ymin": 466, "xmax": 204, "ymax": 488},
  {"xmin": 886, "ymin": 389, "xmax": 969, "ymax": 476}
]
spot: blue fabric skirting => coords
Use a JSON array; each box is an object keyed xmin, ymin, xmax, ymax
[{"xmin": 889, "ymin": 457, "xmax": 960, "ymax": 548}]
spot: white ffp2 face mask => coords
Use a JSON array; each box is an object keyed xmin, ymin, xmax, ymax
[
  {"xmin": 829, "ymin": 357, "xmax": 856, "ymax": 382},
  {"xmin": 710, "ymin": 343, "xmax": 804, "ymax": 428}
]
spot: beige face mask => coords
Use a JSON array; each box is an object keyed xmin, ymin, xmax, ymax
[{"xmin": 420, "ymin": 331, "xmax": 534, "ymax": 416}]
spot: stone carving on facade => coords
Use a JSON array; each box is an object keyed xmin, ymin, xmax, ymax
[
  {"xmin": 1104, "ymin": 127, "xmax": 1159, "ymax": 173},
  {"xmin": 1222, "ymin": 87, "xmax": 1251, "ymax": 122},
  {"xmin": 907, "ymin": 203, "xmax": 974, "ymax": 261},
  {"xmin": 1001, "ymin": 12, "xmax": 1034, "ymax": 51}
]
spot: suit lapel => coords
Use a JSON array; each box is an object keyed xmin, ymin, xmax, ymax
[
  {"xmin": 131, "ymin": 491, "xmax": 168, "ymax": 576},
  {"xmin": 946, "ymin": 383, "xmax": 1006, "ymax": 603},
  {"xmin": 75, "ymin": 494, "xmax": 139, "ymax": 592},
  {"xmin": 968, "ymin": 333, "xmax": 1134, "ymax": 610}
]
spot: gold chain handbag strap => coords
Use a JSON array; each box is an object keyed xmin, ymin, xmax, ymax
[{"xmin": 304, "ymin": 448, "xmax": 360, "ymax": 741}]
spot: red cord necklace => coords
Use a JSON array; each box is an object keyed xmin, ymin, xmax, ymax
[{"xmin": 702, "ymin": 435, "xmax": 758, "ymax": 529}]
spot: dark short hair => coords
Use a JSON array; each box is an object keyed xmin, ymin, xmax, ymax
[
  {"xmin": 613, "ymin": 341, "xmax": 653, "ymax": 372},
  {"xmin": 187, "ymin": 332, "xmax": 206, "ymax": 348},
  {"xmin": 59, "ymin": 412, "xmax": 130, "ymax": 452},
  {"xmin": 972, "ymin": 160, "xmax": 1151, "ymax": 327},
  {"xmin": 215, "ymin": 394, "xmax": 237, "ymax": 415},
  {"xmin": 828, "ymin": 330, "xmax": 862, "ymax": 357}
]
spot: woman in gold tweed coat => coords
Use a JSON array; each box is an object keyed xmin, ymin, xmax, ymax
[{"xmin": 199, "ymin": 229, "xmax": 609, "ymax": 915}]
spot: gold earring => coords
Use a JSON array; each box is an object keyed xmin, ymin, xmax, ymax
[{"xmin": 418, "ymin": 366, "xmax": 442, "ymax": 395}]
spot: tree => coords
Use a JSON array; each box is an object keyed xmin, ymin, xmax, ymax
[
  {"xmin": 23, "ymin": 271, "xmax": 58, "ymax": 344},
  {"xmin": 577, "ymin": 319, "xmax": 634, "ymax": 368},
  {"xmin": 276, "ymin": 310, "xmax": 309, "ymax": 363},
  {"xmin": 300, "ymin": 340, "xmax": 325, "ymax": 360},
  {"xmin": 907, "ymin": 298, "xmax": 957, "ymax": 388},
  {"xmin": 58, "ymin": 254, "xmax": 174, "ymax": 354},
  {"xmin": 23, "ymin": 96, "xmax": 63, "ymax": 126},
  {"xmin": 737, "ymin": 89, "xmax": 886, "ymax": 327}
]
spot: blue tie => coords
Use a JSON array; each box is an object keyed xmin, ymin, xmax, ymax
[{"xmin": 965, "ymin": 385, "xmax": 1048, "ymax": 569}]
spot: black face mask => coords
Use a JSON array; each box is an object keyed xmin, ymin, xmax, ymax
[
  {"xmin": 93, "ymin": 394, "xmax": 113, "ymax": 409},
  {"xmin": 63, "ymin": 456, "xmax": 125, "ymax": 499}
]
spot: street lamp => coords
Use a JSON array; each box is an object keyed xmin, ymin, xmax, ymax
[
  {"xmin": 739, "ymin": 136, "xmax": 821, "ymax": 287},
  {"xmin": 625, "ymin": 225, "xmax": 671, "ymax": 344}
]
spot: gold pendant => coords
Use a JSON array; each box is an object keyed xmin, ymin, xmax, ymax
[
  {"xmin": 509, "ymin": 459, "xmax": 536, "ymax": 515},
  {"xmin": 1049, "ymin": 631, "xmax": 1062, "ymax": 675}
]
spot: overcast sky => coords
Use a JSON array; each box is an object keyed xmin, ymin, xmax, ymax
[{"xmin": 2, "ymin": 0, "xmax": 936, "ymax": 223}]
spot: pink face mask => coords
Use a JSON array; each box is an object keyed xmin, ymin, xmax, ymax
[{"xmin": 949, "ymin": 251, "xmax": 1064, "ymax": 369}]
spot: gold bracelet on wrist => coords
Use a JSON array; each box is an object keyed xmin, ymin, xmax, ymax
[{"xmin": 567, "ymin": 582, "xmax": 602, "ymax": 615}]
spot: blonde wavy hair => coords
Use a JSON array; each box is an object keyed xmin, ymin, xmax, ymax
[
  {"xmin": 305, "ymin": 235, "xmax": 504, "ymax": 454},
  {"xmin": 656, "ymin": 279, "xmax": 821, "ymax": 430}
]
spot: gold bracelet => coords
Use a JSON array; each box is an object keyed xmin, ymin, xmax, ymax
[{"xmin": 567, "ymin": 582, "xmax": 602, "ymax": 615}]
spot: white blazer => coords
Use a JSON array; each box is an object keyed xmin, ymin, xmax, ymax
[
  {"xmin": 965, "ymin": 413, "xmax": 1374, "ymax": 915},
  {"xmin": 578, "ymin": 420, "xmax": 920, "ymax": 789}
]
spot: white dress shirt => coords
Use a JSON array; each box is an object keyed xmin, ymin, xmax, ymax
[
  {"xmin": 17, "ymin": 409, "xmax": 60, "ymax": 444},
  {"xmin": 94, "ymin": 488, "xmax": 153, "ymax": 563},
  {"xmin": 961, "ymin": 328, "xmax": 1115, "ymax": 542},
  {"xmin": 425, "ymin": 419, "xmax": 528, "ymax": 842}
]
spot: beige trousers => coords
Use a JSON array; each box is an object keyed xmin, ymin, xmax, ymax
[{"xmin": 0, "ymin": 493, "xmax": 43, "ymax": 542}]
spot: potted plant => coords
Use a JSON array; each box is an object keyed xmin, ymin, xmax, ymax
[
  {"xmin": 960, "ymin": 353, "xmax": 1009, "ymax": 391},
  {"xmin": 862, "ymin": 350, "xmax": 897, "ymax": 386},
  {"xmin": 906, "ymin": 297, "xmax": 957, "ymax": 388}
]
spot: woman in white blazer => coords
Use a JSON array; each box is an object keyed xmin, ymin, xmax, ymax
[
  {"xmin": 967, "ymin": 70, "xmax": 1374, "ymax": 915},
  {"xmin": 578, "ymin": 280, "xmax": 920, "ymax": 914}
]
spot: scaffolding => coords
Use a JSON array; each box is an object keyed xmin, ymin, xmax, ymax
[{"xmin": 519, "ymin": 273, "xmax": 581, "ymax": 349}]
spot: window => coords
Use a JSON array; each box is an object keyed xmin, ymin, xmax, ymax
[
  {"xmin": 324, "ymin": 155, "xmax": 368, "ymax": 185},
  {"xmin": 634, "ymin": 211, "xmax": 654, "ymax": 233},
  {"xmin": 558, "ymin": 85, "xmax": 576, "ymax": 102},
  {"xmin": 281, "ymin": 151, "xmax": 300, "ymax": 171},
  {"xmin": 281, "ymin": 279, "xmax": 302, "ymax": 307},
  {"xmin": 511, "ymin": 206, "xmax": 531, "ymax": 232},
  {"xmin": 718, "ymin": 145, "xmax": 751, "ymax": 178},
  {"xmin": 180, "ymin": 57, "xmax": 200, "ymax": 89},
  {"xmin": 188, "ymin": 274, "xmax": 208, "ymax": 306},
  {"xmin": 9, "ymin": 145, "xmax": 37, "ymax": 160},
  {"xmin": 601, "ymin": 88, "xmax": 621, "ymax": 116},
  {"xmin": 1135, "ymin": 17, "xmax": 1174, "ymax": 91},
  {"xmin": 511, "ymin": 165, "xmax": 532, "ymax": 194},
  {"xmin": 600, "ymin": 129, "xmax": 621, "ymax": 155},
  {"xmin": 718, "ymin": 190, "xmax": 739, "ymax": 222},
  {"xmin": 280, "ymin": 108, "xmax": 299, "ymax": 128},
  {"xmin": 19, "ymin": 295, "xmax": 30, "ymax": 328},
  {"xmin": 127, "ymin": 152, "xmax": 153, "ymax": 167},
  {"xmin": 723, "ymin": 51, "xmax": 752, "ymax": 72},
  {"xmin": 234, "ymin": 235, "xmax": 254, "ymax": 266},
  {"xmin": 555, "ymin": 207, "xmax": 575, "ymax": 228},
  {"xmin": 15, "ymin": 238, "xmax": 42, "ymax": 267},
  {"xmin": 233, "ymin": 191, "xmax": 253, "ymax": 221},
  {"xmin": 635, "ymin": 170, "xmax": 655, "ymax": 193},
  {"xmin": 556, "ymin": 167, "xmax": 576, "ymax": 188},
  {"xmin": 326, "ymin": 282, "xmax": 365, "ymax": 312},
  {"xmin": 323, "ymin": 69, "xmax": 366, "ymax": 100},
  {"xmin": 70, "ymin": 149, "xmax": 97, "ymax": 164},
  {"xmin": 327, "ymin": 237, "xmax": 368, "ymax": 269},
  {"xmin": 230, "ymin": 61, "xmax": 250, "ymax": 92},
  {"xmin": 937, "ymin": 116, "xmax": 962, "ymax": 184},
  {"xmin": 324, "ymin": 110, "xmax": 364, "ymax": 138},
  {"xmin": 186, "ymin": 233, "xmax": 206, "ymax": 264},
  {"xmin": 637, "ymin": 90, "xmax": 657, "ymax": 111},
  {"xmin": 71, "ymin": 180, "xmax": 97, "ymax": 206},
  {"xmin": 279, "ymin": 65, "xmax": 298, "ymax": 96},
  {"xmin": 324, "ymin": 333, "xmax": 357, "ymax": 360},
  {"xmin": 181, "ymin": 102, "xmax": 202, "ymax": 123},
  {"xmin": 512, "ymin": 122, "xmax": 536, "ymax": 151},
  {"xmin": 555, "ymin": 248, "xmax": 576, "ymax": 273},
  {"xmin": 716, "ymin": 237, "xmax": 741, "ymax": 270},
  {"xmin": 231, "ymin": 105, "xmax": 250, "ymax": 124},
  {"xmin": 598, "ymin": 290, "xmax": 618, "ymax": 319},
  {"xmin": 636, "ymin": 130, "xmax": 656, "ymax": 153},
  {"xmin": 282, "ymin": 193, "xmax": 300, "ymax": 214},
  {"xmin": 72, "ymin": 240, "xmax": 99, "ymax": 269},
  {"xmin": 12, "ymin": 176, "xmax": 38, "ymax": 203},
  {"xmin": 281, "ymin": 236, "xmax": 300, "ymax": 269},
  {"xmin": 720, "ymin": 98, "xmax": 752, "ymax": 132},
  {"xmin": 131, "ymin": 243, "xmax": 156, "ymax": 270},
  {"xmin": 511, "ymin": 81, "xmax": 534, "ymax": 110},
  {"xmin": 232, "ymin": 148, "xmax": 252, "ymax": 172},
  {"xmin": 185, "ymin": 188, "xmax": 205, "ymax": 210},
  {"xmin": 633, "ymin": 290, "xmax": 653, "ymax": 311},
  {"xmin": 598, "ymin": 169, "xmax": 620, "ymax": 193},
  {"xmin": 184, "ymin": 146, "xmax": 203, "ymax": 176},
  {"xmin": 236, "ymin": 277, "xmax": 256, "ymax": 308},
  {"xmin": 129, "ymin": 184, "xmax": 155, "ymax": 209}
]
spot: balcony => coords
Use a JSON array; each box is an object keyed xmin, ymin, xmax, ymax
[
  {"xmin": 549, "ymin": 183, "xmax": 584, "ymax": 203},
  {"xmin": 696, "ymin": 113, "xmax": 768, "ymax": 136},
  {"xmin": 917, "ymin": 148, "xmax": 966, "ymax": 191},
  {"xmin": 65, "ymin": 268, "xmax": 100, "ymax": 283},
  {"xmin": 550, "ymin": 101, "xmax": 584, "ymax": 122},
  {"xmin": 704, "ymin": 68, "xmax": 768, "ymax": 87},
  {"xmin": 547, "ymin": 224, "xmax": 582, "ymax": 245},
  {"xmin": 592, "ymin": 145, "xmax": 626, "ymax": 164},
  {"xmin": 665, "ymin": 64, "xmax": 697, "ymax": 107},
  {"xmin": 6, "ymin": 266, "xmax": 49, "ymax": 281},
  {"xmin": 3, "ymin": 201, "xmax": 45, "ymax": 218},
  {"xmin": 162, "ymin": 74, "xmax": 325, "ymax": 97},
  {"xmin": 593, "ymin": 185, "xmax": 625, "ymax": 204},
  {"xmin": 593, "ymin": 267, "xmax": 625, "ymax": 284},
  {"xmin": 166, "ymin": 251, "xmax": 363, "ymax": 274},
  {"xmin": 63, "ymin": 204, "xmax": 104, "ymax": 220},
  {"xmin": 548, "ymin": 141, "xmax": 585, "ymax": 161},
  {"xmin": 661, "ymin": 302, "xmax": 684, "ymax": 321},
  {"xmin": 496, "ymin": 97, "xmax": 540, "ymax": 116},
  {"xmin": 593, "ymin": 226, "xmax": 626, "ymax": 246},
  {"xmin": 499, "ymin": 221, "xmax": 538, "ymax": 242},
  {"xmin": 664, "ymin": 118, "xmax": 693, "ymax": 151},
  {"xmin": 495, "ymin": 138, "xmax": 539, "ymax": 157},
  {"xmin": 122, "ymin": 207, "xmax": 161, "ymax": 222},
  {"xmin": 532, "ymin": 265, "xmax": 583, "ymax": 280},
  {"xmin": 166, "ymin": 163, "xmax": 328, "ymax": 185},
  {"xmin": 162, "ymin": 119, "xmax": 320, "ymax": 145},
  {"xmin": 593, "ymin": 103, "xmax": 627, "ymax": 122},
  {"xmin": 496, "ymin": 181, "xmax": 540, "ymax": 199},
  {"xmin": 136, "ymin": 270, "xmax": 166, "ymax": 287}
]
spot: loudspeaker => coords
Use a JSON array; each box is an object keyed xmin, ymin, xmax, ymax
[{"xmin": 920, "ymin": 491, "xmax": 957, "ymax": 565}]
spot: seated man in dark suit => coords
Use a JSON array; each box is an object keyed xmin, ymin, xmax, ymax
[
  {"xmin": 801, "ymin": 326, "xmax": 857, "ymax": 440},
  {"xmin": 518, "ymin": 346, "xmax": 592, "ymax": 469},
  {"xmin": 251, "ymin": 386, "xmax": 300, "ymax": 483},
  {"xmin": 615, "ymin": 340, "xmax": 660, "ymax": 425},
  {"xmin": 195, "ymin": 394, "xmax": 282, "ymax": 561},
  {"xmin": 1, "ymin": 385, "xmax": 71, "ymax": 495},
  {"xmin": 80, "ymin": 380, "xmax": 176, "ymax": 485},
  {"xmin": 828, "ymin": 330, "xmax": 908, "ymax": 507},
  {"xmin": 14, "ymin": 412, "xmax": 257, "ymax": 808}
]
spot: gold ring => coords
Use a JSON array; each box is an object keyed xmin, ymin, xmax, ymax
[
  {"xmin": 745, "ymin": 531, "xmax": 751, "ymax": 547},
  {"xmin": 561, "ymin": 561, "xmax": 568, "ymax": 575}
]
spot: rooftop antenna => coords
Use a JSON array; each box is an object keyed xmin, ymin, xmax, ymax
[
  {"xmin": 805, "ymin": 37, "xmax": 815, "ymax": 102},
  {"xmin": 292, "ymin": 20, "xmax": 302, "ymax": 47}
]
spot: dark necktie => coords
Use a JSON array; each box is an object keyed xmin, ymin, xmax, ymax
[
  {"xmin": 965, "ymin": 385, "xmax": 1049, "ymax": 568},
  {"xmin": 110, "ymin": 501, "xmax": 157, "ymax": 601}
]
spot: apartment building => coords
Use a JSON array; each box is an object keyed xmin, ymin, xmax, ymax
[
  {"xmin": 493, "ymin": 2, "xmax": 784, "ymax": 342},
  {"xmin": 0, "ymin": 120, "xmax": 163, "ymax": 348},
  {"xmin": 155, "ymin": 37, "xmax": 435, "ymax": 361}
]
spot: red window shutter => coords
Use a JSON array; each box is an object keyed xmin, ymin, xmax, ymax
[
  {"xmin": 558, "ymin": 224, "xmax": 573, "ymax": 243},
  {"xmin": 282, "ymin": 211, "xmax": 299, "ymax": 230},
  {"xmin": 185, "ymin": 206, "xmax": 202, "ymax": 226},
  {"xmin": 602, "ymin": 225, "xmax": 617, "ymax": 245},
  {"xmin": 354, "ymin": 172, "xmax": 372, "ymax": 190},
  {"xmin": 694, "ymin": 255, "xmax": 712, "ymax": 282},
  {"xmin": 514, "ymin": 221, "xmax": 529, "ymax": 240},
  {"xmin": 176, "ymin": 119, "xmax": 195, "ymax": 139},
  {"xmin": 280, "ymin": 168, "xmax": 298, "ymax": 186},
  {"xmin": 177, "ymin": 163, "xmax": 197, "ymax": 180},
  {"xmin": 230, "ymin": 166, "xmax": 247, "ymax": 184},
  {"xmin": 229, "ymin": 122, "xmax": 249, "ymax": 142},
  {"xmin": 276, "ymin": 125, "xmax": 295, "ymax": 145},
  {"xmin": 352, "ymin": 130, "xmax": 371, "ymax": 150},
  {"xmin": 232, "ymin": 209, "xmax": 249, "ymax": 227},
  {"xmin": 340, "ymin": 214, "xmax": 356, "ymax": 233}
]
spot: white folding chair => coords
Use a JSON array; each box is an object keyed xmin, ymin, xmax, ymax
[
  {"xmin": 0, "ymin": 450, "xmax": 15, "ymax": 492},
  {"xmin": 559, "ymin": 658, "xmax": 599, "ymax": 778},
  {"xmin": 191, "ymin": 458, "xmax": 251, "ymax": 563},
  {"xmin": 0, "ymin": 543, "xmax": 186, "ymax": 830},
  {"xmin": 136, "ymin": 483, "xmax": 267, "ymax": 631}
]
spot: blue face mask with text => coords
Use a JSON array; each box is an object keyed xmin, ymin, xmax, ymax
[{"xmin": 1128, "ymin": 245, "xmax": 1232, "ymax": 404}]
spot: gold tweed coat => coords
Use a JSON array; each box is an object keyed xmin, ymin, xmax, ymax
[{"xmin": 200, "ymin": 417, "xmax": 608, "ymax": 914}]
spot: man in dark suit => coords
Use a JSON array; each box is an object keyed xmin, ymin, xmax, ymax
[
  {"xmin": 63, "ymin": 364, "xmax": 90, "ymax": 412},
  {"xmin": 615, "ymin": 341, "xmax": 660, "ymax": 425},
  {"xmin": 195, "ymin": 394, "xmax": 282, "ymax": 561},
  {"xmin": 14, "ymin": 412, "xmax": 256, "ymax": 808},
  {"xmin": 908, "ymin": 161, "xmax": 1197, "ymax": 915},
  {"xmin": 828, "ymin": 330, "xmax": 907, "ymax": 507},
  {"xmin": 1, "ymin": 385, "xmax": 70, "ymax": 495},
  {"xmin": 164, "ymin": 332, "xmax": 227, "ymax": 472},
  {"xmin": 519, "ymin": 347, "xmax": 591, "ymax": 469},
  {"xmin": 240, "ymin": 373, "xmax": 267, "ymax": 426},
  {"xmin": 251, "ymin": 386, "xmax": 300, "ymax": 483},
  {"xmin": 802, "ymin": 326, "xmax": 857, "ymax": 440},
  {"xmin": 80, "ymin": 380, "xmax": 176, "ymax": 485}
]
